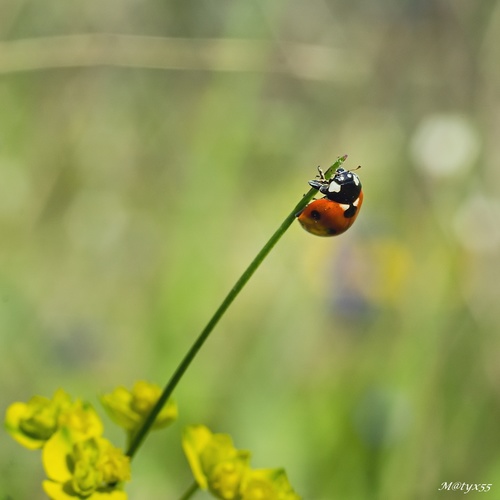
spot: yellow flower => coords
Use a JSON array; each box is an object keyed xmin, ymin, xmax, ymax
[
  {"xmin": 5, "ymin": 389, "xmax": 104, "ymax": 450},
  {"xmin": 182, "ymin": 426, "xmax": 302, "ymax": 500},
  {"xmin": 42, "ymin": 429, "xmax": 130, "ymax": 500},
  {"xmin": 240, "ymin": 469, "xmax": 301, "ymax": 500},
  {"xmin": 5, "ymin": 389, "xmax": 73, "ymax": 449},
  {"xmin": 100, "ymin": 381, "xmax": 177, "ymax": 434},
  {"xmin": 182, "ymin": 425, "xmax": 251, "ymax": 500},
  {"xmin": 59, "ymin": 399, "xmax": 104, "ymax": 443}
]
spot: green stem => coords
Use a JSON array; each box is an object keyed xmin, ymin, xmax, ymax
[
  {"xmin": 125, "ymin": 155, "xmax": 347, "ymax": 459},
  {"xmin": 178, "ymin": 481, "xmax": 199, "ymax": 500}
]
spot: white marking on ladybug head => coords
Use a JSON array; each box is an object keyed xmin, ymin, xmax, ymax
[
  {"xmin": 353, "ymin": 198, "xmax": 360, "ymax": 207},
  {"xmin": 353, "ymin": 175, "xmax": 360, "ymax": 186},
  {"xmin": 328, "ymin": 181, "xmax": 341, "ymax": 193},
  {"xmin": 339, "ymin": 203, "xmax": 350, "ymax": 211}
]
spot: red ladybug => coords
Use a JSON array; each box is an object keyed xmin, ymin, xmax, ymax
[{"xmin": 297, "ymin": 166, "xmax": 363, "ymax": 237}]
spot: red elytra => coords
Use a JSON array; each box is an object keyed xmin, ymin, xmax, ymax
[{"xmin": 297, "ymin": 190, "xmax": 363, "ymax": 237}]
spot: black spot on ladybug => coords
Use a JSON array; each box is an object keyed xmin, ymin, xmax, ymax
[
  {"xmin": 311, "ymin": 210, "xmax": 321, "ymax": 220},
  {"xmin": 327, "ymin": 227, "xmax": 338, "ymax": 235},
  {"xmin": 343, "ymin": 205, "xmax": 358, "ymax": 218}
]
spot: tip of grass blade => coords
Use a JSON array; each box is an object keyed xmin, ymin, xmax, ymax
[{"xmin": 323, "ymin": 154, "xmax": 348, "ymax": 178}]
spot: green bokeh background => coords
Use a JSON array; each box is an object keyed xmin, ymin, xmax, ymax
[{"xmin": 2, "ymin": 1, "xmax": 500, "ymax": 499}]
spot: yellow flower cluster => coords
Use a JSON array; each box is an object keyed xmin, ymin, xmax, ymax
[
  {"xmin": 5, "ymin": 385, "xmax": 300, "ymax": 499},
  {"xmin": 5, "ymin": 389, "xmax": 102, "ymax": 449},
  {"xmin": 183, "ymin": 425, "xmax": 301, "ymax": 500},
  {"xmin": 100, "ymin": 380, "xmax": 177, "ymax": 439},
  {"xmin": 5, "ymin": 381, "xmax": 178, "ymax": 500},
  {"xmin": 42, "ymin": 431, "xmax": 131, "ymax": 500}
]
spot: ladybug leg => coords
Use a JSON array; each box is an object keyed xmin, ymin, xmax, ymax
[
  {"xmin": 309, "ymin": 166, "xmax": 329, "ymax": 192},
  {"xmin": 308, "ymin": 179, "xmax": 327, "ymax": 191},
  {"xmin": 316, "ymin": 166, "xmax": 327, "ymax": 181}
]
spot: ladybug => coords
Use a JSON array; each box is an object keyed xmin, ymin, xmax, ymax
[{"xmin": 297, "ymin": 166, "xmax": 363, "ymax": 237}]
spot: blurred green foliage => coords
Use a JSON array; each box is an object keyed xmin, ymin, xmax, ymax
[{"xmin": 2, "ymin": 1, "xmax": 500, "ymax": 499}]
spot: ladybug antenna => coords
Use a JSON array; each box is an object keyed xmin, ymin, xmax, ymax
[{"xmin": 348, "ymin": 165, "xmax": 361, "ymax": 172}]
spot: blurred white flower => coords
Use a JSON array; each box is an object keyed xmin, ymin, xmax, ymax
[{"xmin": 411, "ymin": 114, "xmax": 480, "ymax": 178}]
